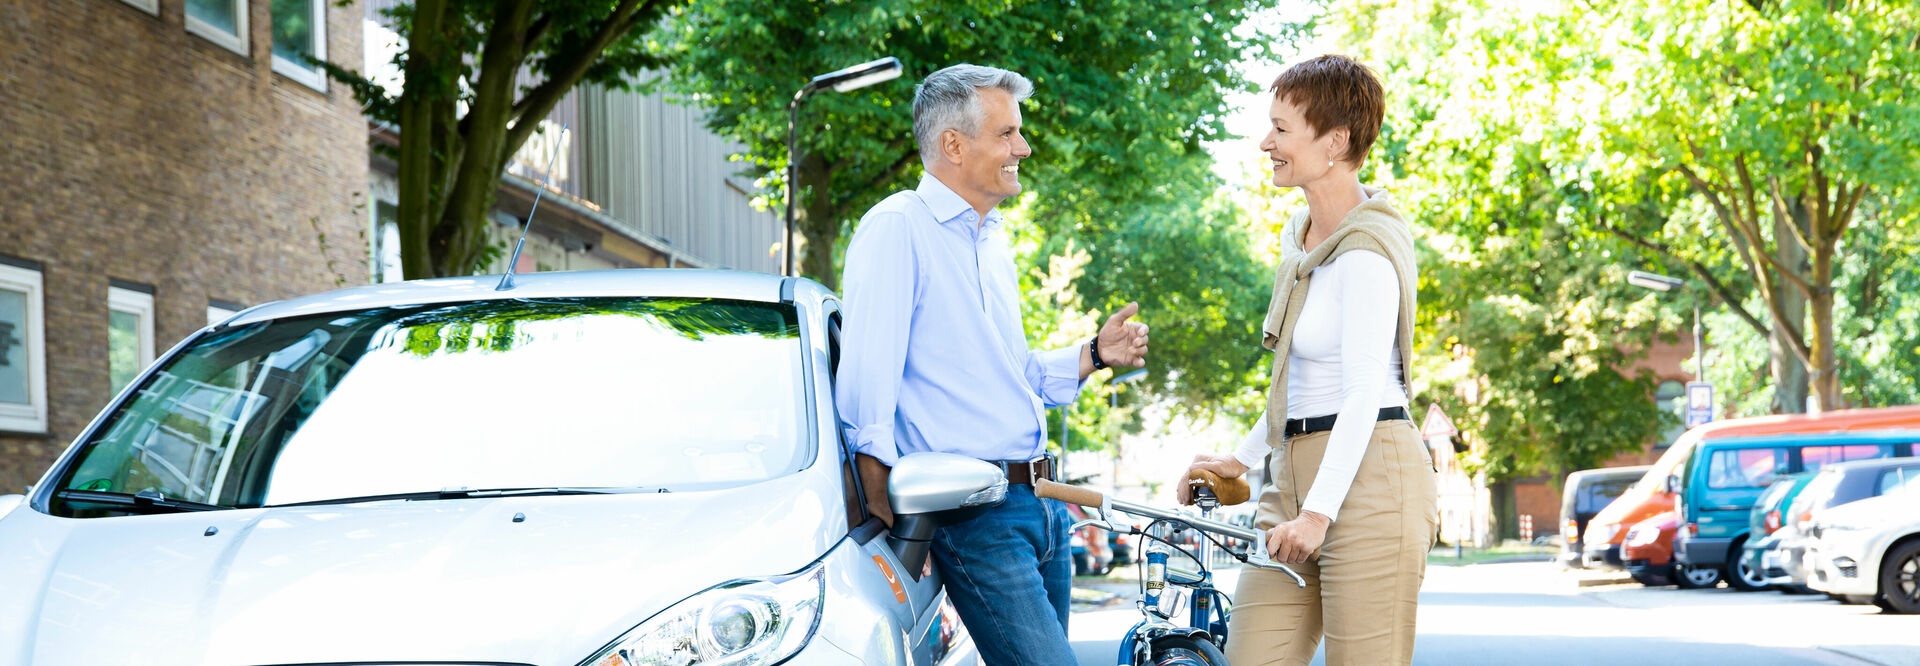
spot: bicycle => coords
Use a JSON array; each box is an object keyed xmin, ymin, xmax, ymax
[{"xmin": 1036, "ymin": 476, "xmax": 1306, "ymax": 665}]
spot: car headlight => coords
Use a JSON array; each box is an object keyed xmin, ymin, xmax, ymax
[
  {"xmin": 582, "ymin": 560, "xmax": 825, "ymax": 666},
  {"xmin": 1589, "ymin": 523, "xmax": 1619, "ymax": 544},
  {"xmin": 1625, "ymin": 526, "xmax": 1660, "ymax": 547}
]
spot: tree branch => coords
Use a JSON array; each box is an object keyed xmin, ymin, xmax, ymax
[
  {"xmin": 1601, "ymin": 222, "xmax": 1770, "ymax": 339},
  {"xmin": 1764, "ymin": 176, "xmax": 1816, "ymax": 255},
  {"xmin": 504, "ymin": 0, "xmax": 663, "ymax": 159}
]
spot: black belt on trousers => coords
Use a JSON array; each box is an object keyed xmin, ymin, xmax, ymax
[{"xmin": 1284, "ymin": 406, "xmax": 1411, "ymax": 439}]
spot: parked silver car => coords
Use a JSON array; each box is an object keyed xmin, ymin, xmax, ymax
[
  {"xmin": 1804, "ymin": 457, "xmax": 1920, "ymax": 612},
  {"xmin": 0, "ymin": 270, "xmax": 991, "ymax": 665}
]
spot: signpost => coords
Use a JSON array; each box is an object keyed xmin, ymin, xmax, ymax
[{"xmin": 1686, "ymin": 381, "xmax": 1715, "ymax": 428}]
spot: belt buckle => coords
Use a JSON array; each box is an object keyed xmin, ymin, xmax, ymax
[{"xmin": 1026, "ymin": 454, "xmax": 1049, "ymax": 485}]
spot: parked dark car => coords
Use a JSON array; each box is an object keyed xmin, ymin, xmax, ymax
[
  {"xmin": 1109, "ymin": 531, "xmax": 1135, "ymax": 567},
  {"xmin": 1738, "ymin": 473, "xmax": 1816, "ymax": 591},
  {"xmin": 1559, "ymin": 466, "xmax": 1648, "ymax": 569}
]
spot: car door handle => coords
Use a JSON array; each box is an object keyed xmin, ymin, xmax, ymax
[{"xmin": 1701, "ymin": 505, "xmax": 1745, "ymax": 511}]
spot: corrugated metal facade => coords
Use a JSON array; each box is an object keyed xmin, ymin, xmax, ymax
[{"xmin": 577, "ymin": 84, "xmax": 778, "ymax": 273}]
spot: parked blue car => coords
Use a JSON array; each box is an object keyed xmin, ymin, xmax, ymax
[{"xmin": 1671, "ymin": 430, "xmax": 1920, "ymax": 591}]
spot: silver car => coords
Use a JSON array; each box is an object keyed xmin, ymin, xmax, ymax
[{"xmin": 0, "ymin": 270, "xmax": 995, "ymax": 665}]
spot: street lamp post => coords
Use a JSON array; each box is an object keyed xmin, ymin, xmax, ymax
[
  {"xmin": 1627, "ymin": 270, "xmax": 1705, "ymax": 381},
  {"xmin": 784, "ymin": 57, "xmax": 903, "ymax": 277}
]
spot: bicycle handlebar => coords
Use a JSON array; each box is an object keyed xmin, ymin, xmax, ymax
[{"xmin": 1036, "ymin": 478, "xmax": 1307, "ymax": 588}]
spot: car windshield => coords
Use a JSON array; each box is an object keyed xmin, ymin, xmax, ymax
[{"xmin": 51, "ymin": 297, "xmax": 807, "ymax": 515}]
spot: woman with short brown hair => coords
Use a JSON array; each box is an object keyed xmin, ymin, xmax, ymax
[{"xmin": 1176, "ymin": 54, "xmax": 1436, "ymax": 665}]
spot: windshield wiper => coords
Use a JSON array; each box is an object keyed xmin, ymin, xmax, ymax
[
  {"xmin": 269, "ymin": 486, "xmax": 658, "ymax": 508},
  {"xmin": 56, "ymin": 489, "xmax": 223, "ymax": 514}
]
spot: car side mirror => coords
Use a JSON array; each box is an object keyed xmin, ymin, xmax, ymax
[
  {"xmin": 886, "ymin": 452, "xmax": 1008, "ymax": 578},
  {"xmin": 1664, "ymin": 474, "xmax": 1681, "ymax": 494}
]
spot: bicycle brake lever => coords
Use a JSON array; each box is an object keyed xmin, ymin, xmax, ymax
[{"xmin": 1244, "ymin": 553, "xmax": 1309, "ymax": 588}]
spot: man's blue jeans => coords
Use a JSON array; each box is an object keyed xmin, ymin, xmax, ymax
[{"xmin": 930, "ymin": 484, "xmax": 1074, "ymax": 665}]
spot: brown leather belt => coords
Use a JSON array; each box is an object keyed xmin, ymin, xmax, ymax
[{"xmin": 993, "ymin": 455, "xmax": 1056, "ymax": 485}]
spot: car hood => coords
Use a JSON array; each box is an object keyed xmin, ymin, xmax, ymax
[{"xmin": 0, "ymin": 474, "xmax": 839, "ymax": 666}]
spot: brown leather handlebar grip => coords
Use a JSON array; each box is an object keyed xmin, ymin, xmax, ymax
[
  {"xmin": 1188, "ymin": 469, "xmax": 1252, "ymax": 506},
  {"xmin": 1033, "ymin": 479, "xmax": 1106, "ymax": 508}
]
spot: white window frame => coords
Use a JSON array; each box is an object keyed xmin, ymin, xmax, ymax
[
  {"xmin": 186, "ymin": 0, "xmax": 250, "ymax": 57},
  {"xmin": 0, "ymin": 264, "xmax": 48, "ymax": 434},
  {"xmin": 108, "ymin": 285, "xmax": 157, "ymax": 396},
  {"xmin": 207, "ymin": 301, "xmax": 241, "ymax": 326},
  {"xmin": 120, "ymin": 0, "xmax": 159, "ymax": 16},
  {"xmin": 270, "ymin": 0, "xmax": 328, "ymax": 91}
]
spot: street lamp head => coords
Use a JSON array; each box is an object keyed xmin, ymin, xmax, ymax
[
  {"xmin": 1626, "ymin": 270, "xmax": 1685, "ymax": 292},
  {"xmin": 808, "ymin": 57, "xmax": 903, "ymax": 94}
]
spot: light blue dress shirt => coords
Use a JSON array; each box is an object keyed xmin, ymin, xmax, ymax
[{"xmin": 836, "ymin": 175, "xmax": 1086, "ymax": 466}]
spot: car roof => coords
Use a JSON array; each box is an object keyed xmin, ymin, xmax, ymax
[
  {"xmin": 1568, "ymin": 466, "xmax": 1651, "ymax": 483},
  {"xmin": 1670, "ymin": 405, "xmax": 1920, "ymax": 449},
  {"xmin": 1819, "ymin": 455, "xmax": 1920, "ymax": 475},
  {"xmin": 1697, "ymin": 430, "xmax": 1920, "ymax": 450},
  {"xmin": 227, "ymin": 269, "xmax": 798, "ymax": 326}
]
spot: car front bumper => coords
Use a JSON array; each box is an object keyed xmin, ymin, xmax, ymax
[
  {"xmin": 1582, "ymin": 544, "xmax": 1623, "ymax": 571},
  {"xmin": 1675, "ymin": 535, "xmax": 1732, "ymax": 567},
  {"xmin": 1806, "ymin": 535, "xmax": 1875, "ymax": 596}
]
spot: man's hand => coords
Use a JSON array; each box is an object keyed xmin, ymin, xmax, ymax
[
  {"xmin": 1096, "ymin": 302, "xmax": 1150, "ymax": 367},
  {"xmin": 1175, "ymin": 453, "xmax": 1249, "ymax": 505},
  {"xmin": 1265, "ymin": 510, "xmax": 1331, "ymax": 564},
  {"xmin": 856, "ymin": 454, "xmax": 894, "ymax": 527}
]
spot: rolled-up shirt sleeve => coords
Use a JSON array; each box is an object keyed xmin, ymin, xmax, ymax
[
  {"xmin": 1024, "ymin": 344, "xmax": 1087, "ymax": 408},
  {"xmin": 835, "ymin": 212, "xmax": 918, "ymax": 467}
]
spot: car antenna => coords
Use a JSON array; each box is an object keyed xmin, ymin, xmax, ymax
[{"xmin": 496, "ymin": 122, "xmax": 568, "ymax": 291}]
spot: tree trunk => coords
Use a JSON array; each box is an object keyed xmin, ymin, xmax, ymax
[
  {"xmin": 796, "ymin": 152, "xmax": 840, "ymax": 290},
  {"xmin": 398, "ymin": 0, "xmax": 451, "ymax": 281},
  {"xmin": 1769, "ymin": 199, "xmax": 1812, "ymax": 413},
  {"xmin": 1808, "ymin": 246, "xmax": 1841, "ymax": 411}
]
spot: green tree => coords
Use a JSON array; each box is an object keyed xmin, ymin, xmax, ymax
[
  {"xmin": 654, "ymin": 0, "xmax": 1295, "ymax": 290},
  {"xmin": 324, "ymin": 0, "xmax": 683, "ymax": 279}
]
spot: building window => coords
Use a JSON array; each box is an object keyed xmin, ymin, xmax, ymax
[
  {"xmin": 1654, "ymin": 379, "xmax": 1686, "ymax": 447},
  {"xmin": 186, "ymin": 0, "xmax": 249, "ymax": 57},
  {"xmin": 372, "ymin": 201, "xmax": 403, "ymax": 283},
  {"xmin": 270, "ymin": 0, "xmax": 327, "ymax": 90},
  {"xmin": 208, "ymin": 299, "xmax": 244, "ymax": 326},
  {"xmin": 121, "ymin": 0, "xmax": 159, "ymax": 16},
  {"xmin": 0, "ymin": 261, "xmax": 48, "ymax": 434},
  {"xmin": 108, "ymin": 284, "xmax": 157, "ymax": 396}
]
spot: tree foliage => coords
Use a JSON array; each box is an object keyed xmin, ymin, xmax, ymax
[{"xmin": 1326, "ymin": 0, "xmax": 1920, "ymax": 479}]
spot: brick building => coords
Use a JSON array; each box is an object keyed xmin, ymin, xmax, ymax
[{"xmin": 0, "ymin": 0, "xmax": 367, "ymax": 493}]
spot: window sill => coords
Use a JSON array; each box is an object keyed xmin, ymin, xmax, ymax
[{"xmin": 272, "ymin": 56, "xmax": 329, "ymax": 93}]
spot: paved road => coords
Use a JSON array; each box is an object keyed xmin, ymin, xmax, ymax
[{"xmin": 1068, "ymin": 561, "xmax": 1920, "ymax": 665}]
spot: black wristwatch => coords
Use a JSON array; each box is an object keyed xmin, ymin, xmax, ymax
[{"xmin": 1088, "ymin": 336, "xmax": 1109, "ymax": 371}]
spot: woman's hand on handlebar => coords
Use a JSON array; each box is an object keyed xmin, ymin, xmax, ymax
[{"xmin": 1175, "ymin": 453, "xmax": 1249, "ymax": 505}]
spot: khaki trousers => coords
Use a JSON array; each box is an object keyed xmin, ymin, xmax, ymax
[{"xmin": 1225, "ymin": 419, "xmax": 1439, "ymax": 666}]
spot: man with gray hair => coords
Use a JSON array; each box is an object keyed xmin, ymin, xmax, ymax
[{"xmin": 837, "ymin": 63, "xmax": 1150, "ymax": 664}]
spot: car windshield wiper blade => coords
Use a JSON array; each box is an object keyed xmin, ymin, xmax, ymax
[
  {"xmin": 268, "ymin": 486, "xmax": 657, "ymax": 508},
  {"xmin": 55, "ymin": 489, "xmax": 223, "ymax": 514}
]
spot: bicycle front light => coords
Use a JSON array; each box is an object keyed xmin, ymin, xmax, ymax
[{"xmin": 582, "ymin": 561, "xmax": 826, "ymax": 666}]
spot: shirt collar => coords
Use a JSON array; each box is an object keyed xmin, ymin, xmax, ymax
[{"xmin": 917, "ymin": 175, "xmax": 1004, "ymax": 230}]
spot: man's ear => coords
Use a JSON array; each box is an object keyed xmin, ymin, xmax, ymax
[{"xmin": 940, "ymin": 128, "xmax": 968, "ymax": 166}]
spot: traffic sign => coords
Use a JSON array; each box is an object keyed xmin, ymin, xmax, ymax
[
  {"xmin": 1421, "ymin": 403, "xmax": 1459, "ymax": 439},
  {"xmin": 1685, "ymin": 381, "xmax": 1715, "ymax": 428}
]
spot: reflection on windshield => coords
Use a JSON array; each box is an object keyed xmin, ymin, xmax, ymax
[{"xmin": 55, "ymin": 298, "xmax": 806, "ymax": 515}]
